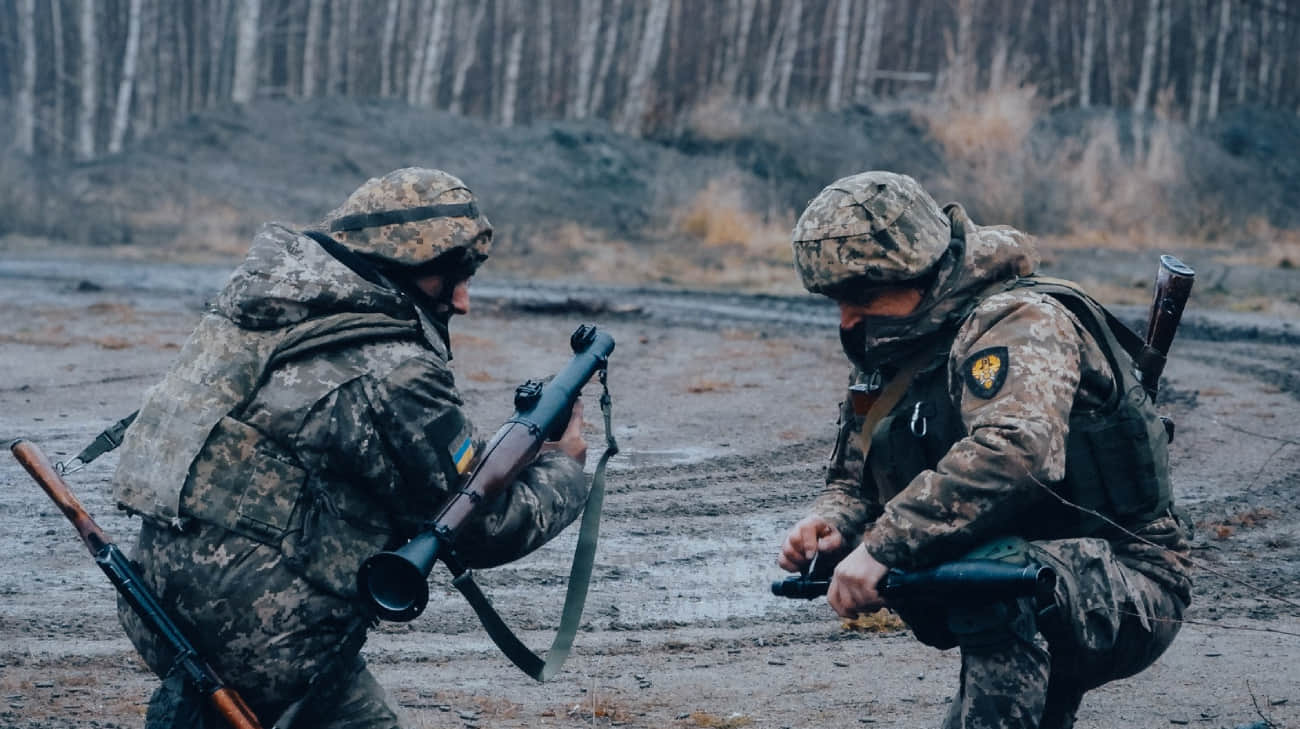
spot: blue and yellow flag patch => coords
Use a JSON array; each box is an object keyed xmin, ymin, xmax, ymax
[
  {"xmin": 963, "ymin": 346, "xmax": 1009, "ymax": 399},
  {"xmin": 452, "ymin": 436, "xmax": 476, "ymax": 474}
]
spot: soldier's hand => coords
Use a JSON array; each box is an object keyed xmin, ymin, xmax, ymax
[
  {"xmin": 827, "ymin": 544, "xmax": 889, "ymax": 618},
  {"xmin": 778, "ymin": 516, "xmax": 844, "ymax": 573},
  {"xmin": 542, "ymin": 398, "xmax": 587, "ymax": 466}
]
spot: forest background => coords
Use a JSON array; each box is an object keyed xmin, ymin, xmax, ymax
[{"xmin": 2, "ymin": 0, "xmax": 1299, "ymax": 300}]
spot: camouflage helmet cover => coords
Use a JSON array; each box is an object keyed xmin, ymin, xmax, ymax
[
  {"xmin": 791, "ymin": 171, "xmax": 951, "ymax": 295},
  {"xmin": 322, "ymin": 167, "xmax": 493, "ymax": 271}
]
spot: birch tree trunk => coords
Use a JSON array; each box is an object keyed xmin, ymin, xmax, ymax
[
  {"xmin": 755, "ymin": 0, "xmax": 784, "ymax": 108},
  {"xmin": 379, "ymin": 0, "xmax": 400, "ymax": 96},
  {"xmin": 722, "ymin": 0, "xmax": 755, "ymax": 97},
  {"xmin": 327, "ymin": 0, "xmax": 346, "ymax": 96},
  {"xmin": 1237, "ymin": 8, "xmax": 1251, "ymax": 104},
  {"xmin": 1134, "ymin": 0, "xmax": 1159, "ymax": 112},
  {"xmin": 1103, "ymin": 0, "xmax": 1125, "ymax": 105},
  {"xmin": 407, "ymin": 0, "xmax": 432, "ymax": 104},
  {"xmin": 826, "ymin": 0, "xmax": 851, "ymax": 108},
  {"xmin": 231, "ymin": 0, "xmax": 260, "ymax": 103},
  {"xmin": 617, "ymin": 0, "xmax": 670, "ymax": 134},
  {"xmin": 134, "ymin": 0, "xmax": 157, "ymax": 138},
  {"xmin": 14, "ymin": 0, "xmax": 36, "ymax": 155},
  {"xmin": 1206, "ymin": 0, "xmax": 1231, "ymax": 121},
  {"xmin": 852, "ymin": 0, "xmax": 883, "ymax": 100},
  {"xmin": 206, "ymin": 0, "xmax": 229, "ymax": 108},
  {"xmin": 571, "ymin": 0, "xmax": 602, "ymax": 118},
  {"xmin": 1157, "ymin": 0, "xmax": 1171, "ymax": 93},
  {"xmin": 775, "ymin": 0, "xmax": 802, "ymax": 109},
  {"xmin": 416, "ymin": 0, "xmax": 450, "ymax": 106},
  {"xmin": 1080, "ymin": 0, "xmax": 1098, "ymax": 107},
  {"xmin": 536, "ymin": 0, "xmax": 554, "ymax": 113},
  {"xmin": 77, "ymin": 0, "xmax": 98, "ymax": 160},
  {"xmin": 51, "ymin": 0, "xmax": 66, "ymax": 156},
  {"xmin": 303, "ymin": 0, "xmax": 325, "ymax": 97},
  {"xmin": 588, "ymin": 0, "xmax": 623, "ymax": 117},
  {"xmin": 1189, "ymin": 0, "xmax": 1210, "ymax": 124},
  {"xmin": 449, "ymin": 0, "xmax": 488, "ymax": 114},
  {"xmin": 108, "ymin": 0, "xmax": 143, "ymax": 153},
  {"xmin": 954, "ymin": 0, "xmax": 977, "ymax": 95},
  {"xmin": 499, "ymin": 0, "xmax": 525, "ymax": 126}
]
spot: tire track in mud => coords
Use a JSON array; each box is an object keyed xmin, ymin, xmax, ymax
[{"xmin": 4, "ymin": 258, "xmax": 1300, "ymax": 727}]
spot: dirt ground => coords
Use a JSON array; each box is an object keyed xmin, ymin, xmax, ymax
[{"xmin": 1, "ymin": 250, "xmax": 1298, "ymax": 729}]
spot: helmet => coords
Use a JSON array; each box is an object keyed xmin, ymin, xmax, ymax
[
  {"xmin": 321, "ymin": 167, "xmax": 493, "ymax": 274},
  {"xmin": 791, "ymin": 171, "xmax": 950, "ymax": 297}
]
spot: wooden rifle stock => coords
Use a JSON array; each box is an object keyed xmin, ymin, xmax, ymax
[{"xmin": 10, "ymin": 439, "xmax": 266, "ymax": 729}]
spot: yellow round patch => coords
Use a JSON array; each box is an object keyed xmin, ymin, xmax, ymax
[{"xmin": 963, "ymin": 346, "xmax": 1009, "ymax": 399}]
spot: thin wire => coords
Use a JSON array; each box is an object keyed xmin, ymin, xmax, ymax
[
  {"xmin": 1027, "ymin": 475, "xmax": 1300, "ymax": 611},
  {"xmin": 1115, "ymin": 610, "xmax": 1300, "ymax": 640}
]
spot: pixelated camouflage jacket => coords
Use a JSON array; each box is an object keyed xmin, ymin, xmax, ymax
[
  {"xmin": 114, "ymin": 223, "xmax": 589, "ymax": 598},
  {"xmin": 812, "ymin": 206, "xmax": 1191, "ymax": 600}
]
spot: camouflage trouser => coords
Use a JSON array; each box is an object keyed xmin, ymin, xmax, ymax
[
  {"xmin": 120, "ymin": 520, "xmax": 408, "ymax": 728},
  {"xmin": 931, "ymin": 538, "xmax": 1186, "ymax": 729},
  {"xmin": 142, "ymin": 656, "xmax": 404, "ymax": 729}
]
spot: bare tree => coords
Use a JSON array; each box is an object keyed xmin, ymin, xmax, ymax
[
  {"xmin": 108, "ymin": 0, "xmax": 143, "ymax": 153},
  {"xmin": 77, "ymin": 0, "xmax": 98, "ymax": 160},
  {"xmin": 571, "ymin": 0, "xmax": 602, "ymax": 118},
  {"xmin": 854, "ymin": 0, "xmax": 884, "ymax": 101},
  {"xmin": 1080, "ymin": 0, "xmax": 1098, "ymax": 107},
  {"xmin": 617, "ymin": 0, "xmax": 670, "ymax": 133},
  {"xmin": 50, "ymin": 0, "xmax": 67, "ymax": 156},
  {"xmin": 302, "ymin": 0, "xmax": 325, "ymax": 97},
  {"xmin": 536, "ymin": 0, "xmax": 554, "ymax": 115},
  {"xmin": 231, "ymin": 0, "xmax": 260, "ymax": 103},
  {"xmin": 449, "ymin": 0, "xmax": 488, "ymax": 115},
  {"xmin": 722, "ymin": 0, "xmax": 756, "ymax": 98},
  {"xmin": 826, "ymin": 0, "xmax": 851, "ymax": 108},
  {"xmin": 775, "ymin": 0, "xmax": 802, "ymax": 108},
  {"xmin": 1189, "ymin": 0, "xmax": 1210, "ymax": 124},
  {"xmin": 134, "ymin": 0, "xmax": 157, "ymax": 138},
  {"xmin": 416, "ymin": 0, "xmax": 450, "ymax": 107},
  {"xmin": 500, "ymin": 0, "xmax": 525, "ymax": 126},
  {"xmin": 327, "ymin": 0, "xmax": 347, "ymax": 96},
  {"xmin": 588, "ymin": 0, "xmax": 624, "ymax": 117},
  {"xmin": 14, "ymin": 0, "xmax": 36, "ymax": 155},
  {"xmin": 1206, "ymin": 0, "xmax": 1231, "ymax": 120},
  {"xmin": 379, "ymin": 0, "xmax": 401, "ymax": 97},
  {"xmin": 1134, "ymin": 0, "xmax": 1159, "ymax": 113}
]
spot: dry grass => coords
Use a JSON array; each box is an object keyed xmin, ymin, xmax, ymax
[
  {"xmin": 1200, "ymin": 507, "xmax": 1278, "ymax": 540},
  {"xmin": 841, "ymin": 609, "xmax": 907, "ymax": 633},
  {"xmin": 913, "ymin": 75, "xmax": 1205, "ymax": 245},
  {"xmin": 687, "ymin": 711, "xmax": 756, "ymax": 728}
]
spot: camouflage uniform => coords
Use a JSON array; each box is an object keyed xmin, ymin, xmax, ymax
[
  {"xmin": 792, "ymin": 172, "xmax": 1192, "ymax": 729},
  {"xmin": 114, "ymin": 169, "xmax": 590, "ymax": 729}
]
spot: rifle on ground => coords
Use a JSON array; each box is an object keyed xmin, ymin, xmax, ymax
[
  {"xmin": 771, "ymin": 558, "xmax": 1057, "ymax": 610},
  {"xmin": 356, "ymin": 323, "xmax": 616, "ymax": 681},
  {"xmin": 10, "ymin": 439, "xmax": 265, "ymax": 729}
]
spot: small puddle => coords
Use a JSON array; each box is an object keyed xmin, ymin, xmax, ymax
[{"xmin": 608, "ymin": 445, "xmax": 727, "ymax": 470}]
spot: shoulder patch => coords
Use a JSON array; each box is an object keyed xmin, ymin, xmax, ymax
[{"xmin": 963, "ymin": 346, "xmax": 1009, "ymax": 399}]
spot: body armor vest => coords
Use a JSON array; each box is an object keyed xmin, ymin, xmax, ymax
[
  {"xmin": 114, "ymin": 310, "xmax": 424, "ymax": 595},
  {"xmin": 864, "ymin": 278, "xmax": 1173, "ymax": 539}
]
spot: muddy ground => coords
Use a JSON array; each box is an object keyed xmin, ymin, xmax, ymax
[{"xmin": 1, "ymin": 251, "xmax": 1298, "ymax": 729}]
